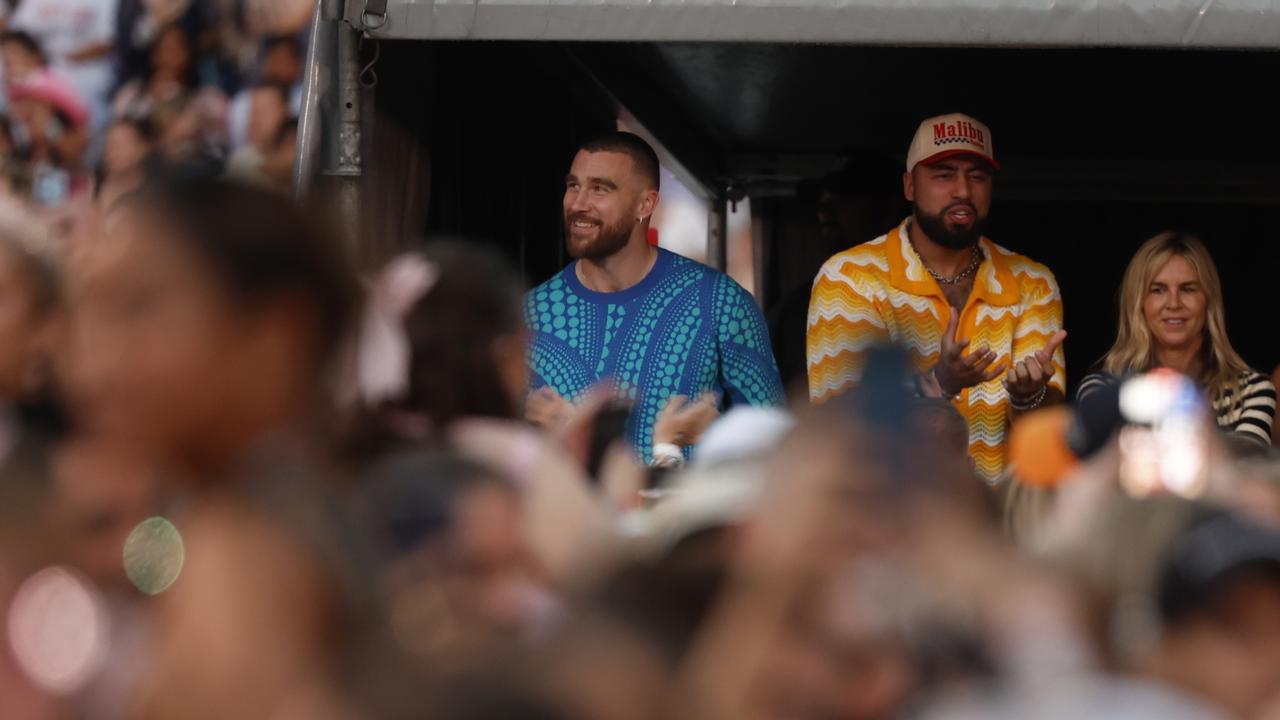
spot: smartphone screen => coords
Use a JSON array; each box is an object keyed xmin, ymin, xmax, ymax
[{"xmin": 1117, "ymin": 370, "xmax": 1210, "ymax": 499}]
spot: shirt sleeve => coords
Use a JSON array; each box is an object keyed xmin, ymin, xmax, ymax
[
  {"xmin": 1076, "ymin": 372, "xmax": 1117, "ymax": 402},
  {"xmin": 1226, "ymin": 374, "xmax": 1276, "ymax": 446},
  {"xmin": 1011, "ymin": 267, "xmax": 1066, "ymax": 395},
  {"xmin": 806, "ymin": 257, "xmax": 889, "ymax": 403},
  {"xmin": 522, "ymin": 291, "xmax": 549, "ymax": 393},
  {"xmin": 714, "ymin": 275, "xmax": 785, "ymax": 408}
]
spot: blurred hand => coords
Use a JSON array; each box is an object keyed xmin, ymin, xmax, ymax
[
  {"xmin": 526, "ymin": 384, "xmax": 620, "ymax": 473},
  {"xmin": 449, "ymin": 419, "xmax": 618, "ymax": 585},
  {"xmin": 526, "ymin": 386, "xmax": 574, "ymax": 431},
  {"xmin": 653, "ymin": 392, "xmax": 719, "ymax": 448},
  {"xmin": 935, "ymin": 311, "xmax": 1004, "ymax": 395},
  {"xmin": 1004, "ymin": 330, "xmax": 1067, "ymax": 403}
]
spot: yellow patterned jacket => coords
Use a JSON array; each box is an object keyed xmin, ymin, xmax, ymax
[{"xmin": 806, "ymin": 218, "xmax": 1065, "ymax": 481}]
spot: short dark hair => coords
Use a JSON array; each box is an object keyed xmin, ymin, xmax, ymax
[
  {"xmin": 0, "ymin": 31, "xmax": 46, "ymax": 65},
  {"xmin": 361, "ymin": 448, "xmax": 514, "ymax": 554},
  {"xmin": 261, "ymin": 34, "xmax": 303, "ymax": 58},
  {"xmin": 578, "ymin": 131, "xmax": 660, "ymax": 191}
]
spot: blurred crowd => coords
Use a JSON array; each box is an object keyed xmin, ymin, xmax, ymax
[
  {"xmin": 0, "ymin": 0, "xmax": 306, "ymax": 241},
  {"xmin": 0, "ymin": 17, "xmax": 1275, "ymax": 719},
  {"xmin": 0, "ymin": 172, "xmax": 1273, "ymax": 719}
]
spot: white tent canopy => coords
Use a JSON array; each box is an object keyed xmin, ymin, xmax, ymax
[{"xmin": 352, "ymin": 0, "xmax": 1280, "ymax": 48}]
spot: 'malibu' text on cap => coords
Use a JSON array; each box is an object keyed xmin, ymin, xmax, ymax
[{"xmin": 933, "ymin": 120, "xmax": 987, "ymax": 149}]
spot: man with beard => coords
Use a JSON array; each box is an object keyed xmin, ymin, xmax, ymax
[
  {"xmin": 525, "ymin": 131, "xmax": 784, "ymax": 464},
  {"xmin": 806, "ymin": 114, "xmax": 1066, "ymax": 481}
]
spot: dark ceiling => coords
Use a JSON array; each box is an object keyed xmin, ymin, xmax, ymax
[{"xmin": 571, "ymin": 43, "xmax": 1280, "ymax": 201}]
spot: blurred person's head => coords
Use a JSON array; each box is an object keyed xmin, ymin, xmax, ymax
[
  {"xmin": 260, "ymin": 117, "xmax": 297, "ymax": 188},
  {"xmin": 9, "ymin": 70, "xmax": 90, "ymax": 159},
  {"xmin": 1102, "ymin": 232, "xmax": 1248, "ymax": 401},
  {"xmin": 103, "ymin": 118, "xmax": 156, "ymax": 180},
  {"xmin": 153, "ymin": 96, "xmax": 213, "ymax": 160},
  {"xmin": 246, "ymin": 82, "xmax": 289, "ymax": 152},
  {"xmin": 589, "ymin": 561, "xmax": 726, "ymax": 667},
  {"xmin": 0, "ymin": 231, "xmax": 60, "ymax": 404},
  {"xmin": 243, "ymin": 0, "xmax": 315, "ymax": 37},
  {"xmin": 1142, "ymin": 509, "xmax": 1280, "ymax": 719},
  {"xmin": 532, "ymin": 611, "xmax": 676, "ymax": 720},
  {"xmin": 363, "ymin": 449, "xmax": 547, "ymax": 659},
  {"xmin": 767, "ymin": 406, "xmax": 904, "ymax": 567},
  {"xmin": 65, "ymin": 176, "xmax": 356, "ymax": 474},
  {"xmin": 147, "ymin": 23, "xmax": 197, "ymax": 86},
  {"xmin": 1052, "ymin": 493, "xmax": 1280, "ymax": 717},
  {"xmin": 0, "ymin": 31, "xmax": 46, "ymax": 86},
  {"xmin": 359, "ymin": 241, "xmax": 526, "ymax": 438},
  {"xmin": 563, "ymin": 131, "xmax": 659, "ymax": 261},
  {"xmin": 765, "ymin": 347, "xmax": 960, "ymax": 566},
  {"xmin": 758, "ymin": 563, "xmax": 918, "ymax": 720},
  {"xmin": 259, "ymin": 35, "xmax": 303, "ymax": 87}
]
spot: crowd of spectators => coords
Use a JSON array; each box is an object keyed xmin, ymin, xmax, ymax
[{"xmin": 0, "ymin": 0, "xmax": 308, "ymax": 237}]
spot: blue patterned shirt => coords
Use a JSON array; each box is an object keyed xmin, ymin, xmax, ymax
[{"xmin": 526, "ymin": 249, "xmax": 785, "ymax": 460}]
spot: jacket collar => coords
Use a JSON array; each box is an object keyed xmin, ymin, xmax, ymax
[{"xmin": 884, "ymin": 218, "xmax": 1020, "ymax": 307}]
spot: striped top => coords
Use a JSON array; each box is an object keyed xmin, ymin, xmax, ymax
[
  {"xmin": 807, "ymin": 218, "xmax": 1065, "ymax": 481},
  {"xmin": 1077, "ymin": 371, "xmax": 1276, "ymax": 446}
]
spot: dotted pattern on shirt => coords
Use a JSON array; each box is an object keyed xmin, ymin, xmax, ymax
[{"xmin": 526, "ymin": 252, "xmax": 783, "ymax": 461}]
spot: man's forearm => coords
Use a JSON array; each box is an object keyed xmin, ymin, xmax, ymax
[{"xmin": 66, "ymin": 42, "xmax": 114, "ymax": 63}]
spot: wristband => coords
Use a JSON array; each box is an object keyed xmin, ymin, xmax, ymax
[{"xmin": 651, "ymin": 442, "xmax": 685, "ymax": 469}]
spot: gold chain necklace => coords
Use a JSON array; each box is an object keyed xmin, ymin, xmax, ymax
[{"xmin": 924, "ymin": 246, "xmax": 983, "ymax": 286}]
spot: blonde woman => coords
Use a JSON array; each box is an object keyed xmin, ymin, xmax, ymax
[{"xmin": 1078, "ymin": 232, "xmax": 1275, "ymax": 445}]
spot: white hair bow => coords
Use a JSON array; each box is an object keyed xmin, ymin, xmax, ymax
[{"xmin": 356, "ymin": 253, "xmax": 439, "ymax": 406}]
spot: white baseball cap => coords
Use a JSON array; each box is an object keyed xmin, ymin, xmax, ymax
[{"xmin": 906, "ymin": 113, "xmax": 1000, "ymax": 172}]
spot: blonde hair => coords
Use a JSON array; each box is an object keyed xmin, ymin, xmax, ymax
[{"xmin": 1102, "ymin": 232, "xmax": 1251, "ymax": 404}]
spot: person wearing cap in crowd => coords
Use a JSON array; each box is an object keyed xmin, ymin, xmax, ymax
[
  {"xmin": 525, "ymin": 131, "xmax": 784, "ymax": 465},
  {"xmin": 807, "ymin": 113, "xmax": 1067, "ymax": 482},
  {"xmin": 7, "ymin": 68, "xmax": 91, "ymax": 204},
  {"xmin": 1052, "ymin": 495, "xmax": 1280, "ymax": 720},
  {"xmin": 1142, "ymin": 507, "xmax": 1280, "ymax": 719},
  {"xmin": 1078, "ymin": 232, "xmax": 1275, "ymax": 447},
  {"xmin": 7, "ymin": 0, "xmax": 118, "ymax": 130}
]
